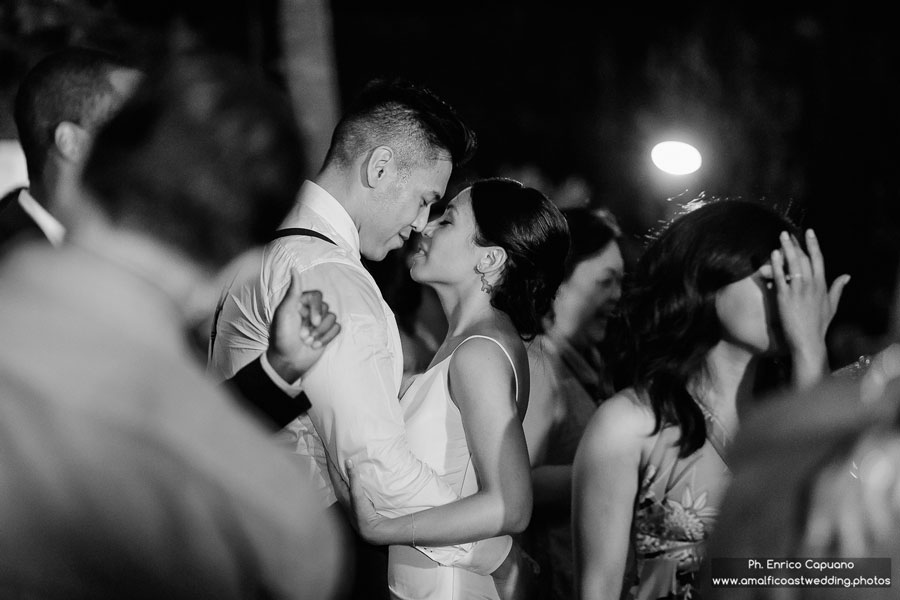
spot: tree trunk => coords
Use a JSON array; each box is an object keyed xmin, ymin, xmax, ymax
[{"xmin": 278, "ymin": 0, "xmax": 340, "ymax": 179}]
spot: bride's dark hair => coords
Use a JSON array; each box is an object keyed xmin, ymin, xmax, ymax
[{"xmin": 468, "ymin": 178, "xmax": 570, "ymax": 340}]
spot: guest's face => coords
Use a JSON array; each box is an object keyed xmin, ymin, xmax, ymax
[
  {"xmin": 409, "ymin": 188, "xmax": 481, "ymax": 288},
  {"xmin": 552, "ymin": 241, "xmax": 624, "ymax": 346},
  {"xmin": 360, "ymin": 157, "xmax": 451, "ymax": 261},
  {"xmin": 715, "ymin": 263, "xmax": 781, "ymax": 355}
]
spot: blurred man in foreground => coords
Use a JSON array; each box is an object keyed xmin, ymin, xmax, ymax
[
  {"xmin": 0, "ymin": 53, "xmax": 343, "ymax": 599},
  {"xmin": 2, "ymin": 45, "xmax": 331, "ymax": 430}
]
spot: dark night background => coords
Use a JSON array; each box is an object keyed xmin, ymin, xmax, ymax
[{"xmin": 2, "ymin": 0, "xmax": 898, "ymax": 366}]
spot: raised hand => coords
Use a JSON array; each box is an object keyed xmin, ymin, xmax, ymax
[
  {"xmin": 266, "ymin": 268, "xmax": 341, "ymax": 383},
  {"xmin": 771, "ymin": 229, "xmax": 850, "ymax": 388}
]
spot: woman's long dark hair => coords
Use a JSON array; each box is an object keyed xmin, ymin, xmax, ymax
[
  {"xmin": 621, "ymin": 199, "xmax": 801, "ymax": 457},
  {"xmin": 561, "ymin": 207, "xmax": 622, "ymax": 281}
]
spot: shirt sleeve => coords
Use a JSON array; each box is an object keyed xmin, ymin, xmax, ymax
[
  {"xmin": 208, "ymin": 256, "xmax": 272, "ymax": 380},
  {"xmin": 216, "ymin": 250, "xmax": 510, "ymax": 573}
]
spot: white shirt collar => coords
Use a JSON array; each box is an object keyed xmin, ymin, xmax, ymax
[
  {"xmin": 18, "ymin": 189, "xmax": 65, "ymax": 247},
  {"xmin": 285, "ymin": 180, "xmax": 360, "ymax": 258}
]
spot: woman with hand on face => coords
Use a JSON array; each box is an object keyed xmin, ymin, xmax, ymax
[
  {"xmin": 572, "ymin": 200, "xmax": 850, "ymax": 600},
  {"xmin": 521, "ymin": 207, "xmax": 624, "ymax": 600},
  {"xmin": 334, "ymin": 178, "xmax": 570, "ymax": 600}
]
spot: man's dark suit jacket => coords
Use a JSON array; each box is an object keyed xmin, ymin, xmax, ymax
[
  {"xmin": 0, "ymin": 186, "xmax": 308, "ymax": 429},
  {"xmin": 0, "ymin": 187, "xmax": 44, "ymax": 252}
]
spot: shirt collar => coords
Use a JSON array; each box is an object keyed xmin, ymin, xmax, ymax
[
  {"xmin": 18, "ymin": 189, "xmax": 65, "ymax": 247},
  {"xmin": 289, "ymin": 180, "xmax": 360, "ymax": 258}
]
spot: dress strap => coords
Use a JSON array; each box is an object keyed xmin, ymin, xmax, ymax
[{"xmin": 451, "ymin": 335, "xmax": 520, "ymax": 402}]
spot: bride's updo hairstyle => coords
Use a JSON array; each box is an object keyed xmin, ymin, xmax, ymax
[{"xmin": 469, "ymin": 178, "xmax": 570, "ymax": 340}]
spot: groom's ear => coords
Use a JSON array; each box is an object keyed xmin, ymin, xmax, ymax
[{"xmin": 364, "ymin": 146, "xmax": 396, "ymax": 189}]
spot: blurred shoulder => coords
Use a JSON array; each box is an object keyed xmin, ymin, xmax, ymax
[{"xmin": 582, "ymin": 387, "xmax": 655, "ymax": 449}]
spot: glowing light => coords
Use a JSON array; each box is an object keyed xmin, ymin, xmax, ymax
[{"xmin": 651, "ymin": 141, "xmax": 702, "ymax": 175}]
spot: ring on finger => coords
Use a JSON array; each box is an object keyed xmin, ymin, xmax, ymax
[{"xmin": 785, "ymin": 273, "xmax": 803, "ymax": 283}]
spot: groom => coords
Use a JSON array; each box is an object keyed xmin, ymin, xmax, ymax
[{"xmin": 211, "ymin": 78, "xmax": 521, "ymax": 598}]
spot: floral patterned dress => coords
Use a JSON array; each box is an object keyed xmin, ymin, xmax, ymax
[{"xmin": 624, "ymin": 391, "xmax": 732, "ymax": 600}]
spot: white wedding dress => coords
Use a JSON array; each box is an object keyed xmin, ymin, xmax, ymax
[{"xmin": 388, "ymin": 335, "xmax": 519, "ymax": 600}]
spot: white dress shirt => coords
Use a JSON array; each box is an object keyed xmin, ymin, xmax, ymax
[{"xmin": 211, "ymin": 181, "xmax": 510, "ymax": 574}]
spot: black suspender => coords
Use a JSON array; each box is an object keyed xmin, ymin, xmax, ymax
[{"xmin": 269, "ymin": 227, "xmax": 336, "ymax": 245}]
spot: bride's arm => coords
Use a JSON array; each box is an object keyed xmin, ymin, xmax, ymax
[{"xmin": 343, "ymin": 337, "xmax": 532, "ymax": 546}]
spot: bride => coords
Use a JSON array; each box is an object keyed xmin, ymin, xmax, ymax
[{"xmin": 332, "ymin": 177, "xmax": 570, "ymax": 599}]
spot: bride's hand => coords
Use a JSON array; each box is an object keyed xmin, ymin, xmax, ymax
[
  {"xmin": 771, "ymin": 229, "xmax": 850, "ymax": 388},
  {"xmin": 344, "ymin": 459, "xmax": 389, "ymax": 544}
]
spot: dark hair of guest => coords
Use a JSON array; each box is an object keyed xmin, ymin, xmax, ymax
[
  {"xmin": 622, "ymin": 199, "xmax": 801, "ymax": 457},
  {"xmin": 15, "ymin": 47, "xmax": 133, "ymax": 180},
  {"xmin": 561, "ymin": 207, "xmax": 622, "ymax": 281},
  {"xmin": 81, "ymin": 52, "xmax": 303, "ymax": 269}
]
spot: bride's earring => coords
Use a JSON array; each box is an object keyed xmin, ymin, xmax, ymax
[{"xmin": 475, "ymin": 266, "xmax": 494, "ymax": 294}]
